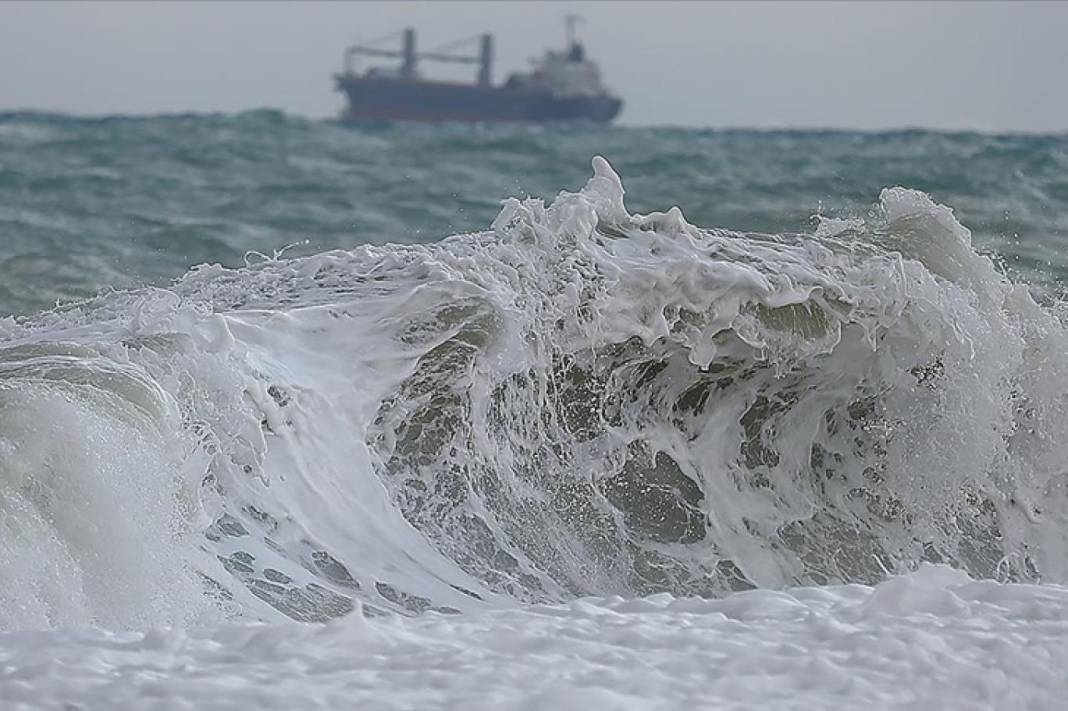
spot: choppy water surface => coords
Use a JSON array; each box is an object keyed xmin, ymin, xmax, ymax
[
  {"xmin": 2, "ymin": 111, "xmax": 1068, "ymax": 630},
  {"xmin": 3, "ymin": 111, "xmax": 1067, "ymax": 315}
]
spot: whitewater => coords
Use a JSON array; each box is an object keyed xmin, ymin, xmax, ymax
[{"xmin": 3, "ymin": 148, "xmax": 1068, "ymax": 708}]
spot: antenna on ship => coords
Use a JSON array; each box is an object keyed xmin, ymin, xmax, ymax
[
  {"xmin": 565, "ymin": 14, "xmax": 583, "ymax": 47},
  {"xmin": 565, "ymin": 14, "xmax": 585, "ymax": 61}
]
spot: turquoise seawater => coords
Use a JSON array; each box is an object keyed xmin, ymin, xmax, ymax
[{"xmin": 2, "ymin": 110, "xmax": 1066, "ymax": 316}]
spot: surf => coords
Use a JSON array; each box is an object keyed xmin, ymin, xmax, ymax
[{"xmin": 2, "ymin": 156, "xmax": 1067, "ymax": 631}]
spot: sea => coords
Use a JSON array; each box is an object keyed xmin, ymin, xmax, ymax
[{"xmin": 1, "ymin": 110, "xmax": 1068, "ymax": 709}]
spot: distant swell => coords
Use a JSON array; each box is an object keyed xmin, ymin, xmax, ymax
[{"xmin": 2, "ymin": 157, "xmax": 1067, "ymax": 631}]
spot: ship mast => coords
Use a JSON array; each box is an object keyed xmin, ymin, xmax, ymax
[
  {"xmin": 565, "ymin": 14, "xmax": 583, "ymax": 47},
  {"xmin": 342, "ymin": 28, "xmax": 494, "ymax": 86}
]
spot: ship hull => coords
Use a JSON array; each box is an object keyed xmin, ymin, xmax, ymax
[{"xmin": 335, "ymin": 76, "xmax": 622, "ymax": 123}]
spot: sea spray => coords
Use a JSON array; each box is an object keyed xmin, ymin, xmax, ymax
[{"xmin": 2, "ymin": 157, "xmax": 1067, "ymax": 630}]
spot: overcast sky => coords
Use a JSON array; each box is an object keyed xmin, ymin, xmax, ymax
[{"xmin": 2, "ymin": 1, "xmax": 1066, "ymax": 132}]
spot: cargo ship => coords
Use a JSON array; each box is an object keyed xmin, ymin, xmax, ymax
[{"xmin": 334, "ymin": 17, "xmax": 623, "ymax": 123}]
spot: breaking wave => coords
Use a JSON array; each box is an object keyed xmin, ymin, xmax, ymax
[{"xmin": 3, "ymin": 157, "xmax": 1068, "ymax": 630}]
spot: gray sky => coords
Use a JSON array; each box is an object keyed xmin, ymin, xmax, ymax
[{"xmin": 2, "ymin": 1, "xmax": 1066, "ymax": 131}]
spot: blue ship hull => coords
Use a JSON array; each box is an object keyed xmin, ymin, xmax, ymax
[{"xmin": 335, "ymin": 75, "xmax": 622, "ymax": 123}]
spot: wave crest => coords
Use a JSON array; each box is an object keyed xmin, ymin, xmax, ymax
[{"xmin": 2, "ymin": 157, "xmax": 1067, "ymax": 629}]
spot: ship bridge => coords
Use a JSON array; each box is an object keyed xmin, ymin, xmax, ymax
[{"xmin": 510, "ymin": 16, "xmax": 614, "ymax": 98}]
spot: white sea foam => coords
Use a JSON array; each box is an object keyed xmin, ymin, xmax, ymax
[
  {"xmin": 3, "ymin": 565, "xmax": 1066, "ymax": 710},
  {"xmin": 1, "ymin": 157, "xmax": 1067, "ymax": 705}
]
